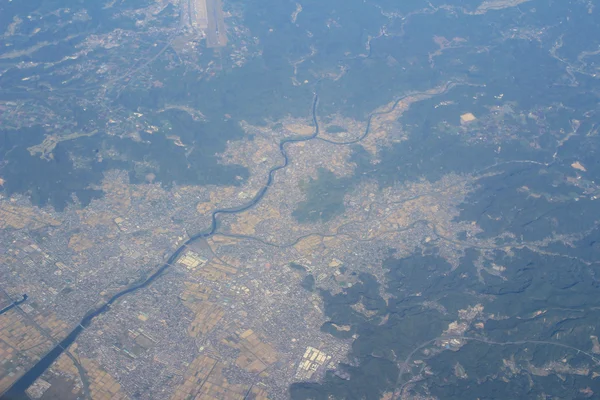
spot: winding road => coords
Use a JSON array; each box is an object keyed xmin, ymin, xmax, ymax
[{"xmin": 394, "ymin": 335, "xmax": 600, "ymax": 400}]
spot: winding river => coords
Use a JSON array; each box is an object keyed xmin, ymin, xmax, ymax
[
  {"xmin": 2, "ymin": 80, "xmax": 463, "ymax": 398},
  {"xmin": 0, "ymin": 93, "xmax": 321, "ymax": 399}
]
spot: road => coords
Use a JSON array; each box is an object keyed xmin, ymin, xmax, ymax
[{"xmin": 394, "ymin": 334, "xmax": 600, "ymax": 399}]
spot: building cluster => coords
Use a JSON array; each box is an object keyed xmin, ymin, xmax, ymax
[
  {"xmin": 295, "ymin": 347, "xmax": 332, "ymax": 380},
  {"xmin": 177, "ymin": 250, "xmax": 209, "ymax": 270}
]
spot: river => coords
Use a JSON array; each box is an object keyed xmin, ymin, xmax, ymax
[
  {"xmin": 0, "ymin": 93, "xmax": 320, "ymax": 400},
  {"xmin": 0, "ymin": 295, "xmax": 28, "ymax": 317}
]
